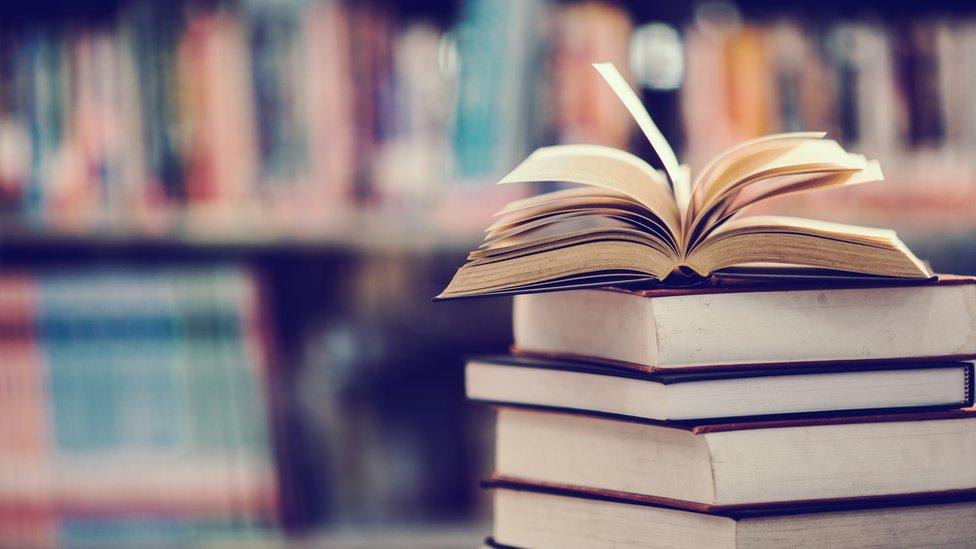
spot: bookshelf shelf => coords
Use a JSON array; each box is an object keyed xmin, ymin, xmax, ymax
[
  {"xmin": 0, "ymin": 211, "xmax": 486, "ymax": 256},
  {"xmin": 4, "ymin": 208, "xmax": 974, "ymax": 262}
]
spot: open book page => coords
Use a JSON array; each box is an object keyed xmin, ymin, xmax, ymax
[
  {"xmin": 687, "ymin": 140, "xmax": 877, "ymax": 243},
  {"xmin": 675, "ymin": 164, "xmax": 692, "ymax": 228},
  {"xmin": 593, "ymin": 62, "xmax": 691, "ymax": 229},
  {"xmin": 438, "ymin": 238, "xmax": 675, "ymax": 299},
  {"xmin": 486, "ymin": 206, "xmax": 678, "ymax": 253},
  {"xmin": 687, "ymin": 215, "xmax": 932, "ymax": 278},
  {"xmin": 497, "ymin": 144, "xmax": 680, "ymax": 236},
  {"xmin": 489, "ymin": 192, "xmax": 643, "ymax": 231},
  {"xmin": 481, "ymin": 213, "xmax": 675, "ymax": 253},
  {"xmin": 719, "ymin": 160, "xmax": 883, "ymax": 219},
  {"xmin": 470, "ymin": 225, "xmax": 676, "ymax": 262},
  {"xmin": 688, "ymin": 160, "xmax": 884, "ymax": 248},
  {"xmin": 711, "ymin": 215, "xmax": 904, "ymax": 243},
  {"xmin": 494, "ymin": 186, "xmax": 631, "ymax": 217},
  {"xmin": 435, "ymin": 62, "xmax": 934, "ymax": 299},
  {"xmin": 698, "ymin": 139, "xmax": 858, "ymax": 208},
  {"xmin": 688, "ymin": 132, "xmax": 825, "ymax": 219},
  {"xmin": 488, "ymin": 187, "xmax": 678, "ymax": 249}
]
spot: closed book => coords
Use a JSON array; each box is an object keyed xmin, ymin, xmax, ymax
[
  {"xmin": 484, "ymin": 479, "xmax": 976, "ymax": 549},
  {"xmin": 494, "ymin": 407, "xmax": 976, "ymax": 507},
  {"xmin": 513, "ymin": 276, "xmax": 976, "ymax": 371},
  {"xmin": 467, "ymin": 355, "xmax": 973, "ymax": 421}
]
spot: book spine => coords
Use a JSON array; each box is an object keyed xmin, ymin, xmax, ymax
[
  {"xmin": 0, "ymin": 266, "xmax": 279, "ymax": 542},
  {"xmin": 0, "ymin": 273, "xmax": 57, "ymax": 546}
]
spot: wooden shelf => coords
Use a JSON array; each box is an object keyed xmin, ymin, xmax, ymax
[
  {"xmin": 0, "ymin": 211, "xmax": 486, "ymax": 257},
  {"xmin": 0, "ymin": 184, "xmax": 521, "ymax": 258}
]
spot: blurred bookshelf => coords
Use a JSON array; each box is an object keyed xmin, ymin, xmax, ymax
[
  {"xmin": 2, "ymin": 0, "xmax": 976, "ymax": 545},
  {"xmin": 0, "ymin": 205, "xmax": 492, "ymax": 254},
  {"xmin": 4, "ymin": 0, "xmax": 976, "ymax": 242},
  {"xmin": 0, "ymin": 267, "xmax": 277, "ymax": 546}
]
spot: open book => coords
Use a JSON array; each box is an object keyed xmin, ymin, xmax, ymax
[{"xmin": 438, "ymin": 62, "xmax": 932, "ymax": 299}]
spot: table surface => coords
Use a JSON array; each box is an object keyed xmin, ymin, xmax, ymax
[{"xmin": 200, "ymin": 523, "xmax": 489, "ymax": 549}]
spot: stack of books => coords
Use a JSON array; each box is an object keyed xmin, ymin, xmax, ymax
[
  {"xmin": 469, "ymin": 279, "xmax": 976, "ymax": 548},
  {"xmin": 437, "ymin": 63, "xmax": 976, "ymax": 548}
]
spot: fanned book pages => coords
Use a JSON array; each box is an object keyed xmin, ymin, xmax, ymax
[{"xmin": 437, "ymin": 62, "xmax": 932, "ymax": 299}]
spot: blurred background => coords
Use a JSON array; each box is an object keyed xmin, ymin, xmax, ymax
[{"xmin": 1, "ymin": 0, "xmax": 975, "ymax": 545}]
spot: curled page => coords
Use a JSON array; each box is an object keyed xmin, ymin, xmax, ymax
[
  {"xmin": 593, "ymin": 62, "xmax": 690, "ymax": 228},
  {"xmin": 497, "ymin": 144, "xmax": 680, "ymax": 237}
]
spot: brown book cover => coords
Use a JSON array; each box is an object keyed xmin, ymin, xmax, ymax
[
  {"xmin": 438, "ymin": 269, "xmax": 962, "ymax": 301},
  {"xmin": 483, "ymin": 537, "xmax": 520, "ymax": 549},
  {"xmin": 433, "ymin": 267, "xmax": 964, "ymax": 301},
  {"xmin": 603, "ymin": 271, "xmax": 971, "ymax": 300},
  {"xmin": 492, "ymin": 404, "xmax": 976, "ymax": 434},
  {"xmin": 473, "ymin": 353, "xmax": 975, "ymax": 386},
  {"xmin": 510, "ymin": 346, "xmax": 976, "ymax": 375},
  {"xmin": 471, "ymin": 356, "xmax": 974, "ymax": 423},
  {"xmin": 483, "ymin": 475, "xmax": 976, "ymax": 519}
]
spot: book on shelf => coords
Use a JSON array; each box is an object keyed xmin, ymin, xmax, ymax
[
  {"xmin": 0, "ymin": 267, "xmax": 277, "ymax": 545},
  {"xmin": 7, "ymin": 6, "xmax": 976, "ymax": 235},
  {"xmin": 493, "ymin": 407, "xmax": 976, "ymax": 508},
  {"xmin": 0, "ymin": 274, "xmax": 58, "ymax": 547},
  {"xmin": 486, "ymin": 479, "xmax": 976, "ymax": 549},
  {"xmin": 438, "ymin": 62, "xmax": 932, "ymax": 300},
  {"xmin": 511, "ymin": 277, "xmax": 976, "ymax": 370},
  {"xmin": 452, "ymin": 0, "xmax": 549, "ymax": 180},
  {"xmin": 466, "ymin": 355, "xmax": 973, "ymax": 421},
  {"xmin": 551, "ymin": 1, "xmax": 633, "ymax": 150}
]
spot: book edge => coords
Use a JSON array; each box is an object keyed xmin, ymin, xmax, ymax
[
  {"xmin": 490, "ymin": 403, "xmax": 976, "ymax": 433},
  {"xmin": 483, "ymin": 476, "xmax": 976, "ymax": 519},
  {"xmin": 608, "ymin": 272, "xmax": 970, "ymax": 299},
  {"xmin": 478, "ymin": 400, "xmax": 972, "ymax": 426},
  {"xmin": 510, "ymin": 346, "xmax": 976, "ymax": 374},
  {"xmin": 433, "ymin": 272, "xmax": 967, "ymax": 302},
  {"xmin": 470, "ymin": 354, "xmax": 973, "ymax": 384}
]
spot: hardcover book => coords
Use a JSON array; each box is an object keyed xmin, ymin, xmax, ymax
[
  {"xmin": 467, "ymin": 355, "xmax": 973, "ymax": 421},
  {"xmin": 485, "ymin": 479, "xmax": 976, "ymax": 549},
  {"xmin": 512, "ymin": 277, "xmax": 976, "ymax": 369},
  {"xmin": 494, "ymin": 406, "xmax": 976, "ymax": 507}
]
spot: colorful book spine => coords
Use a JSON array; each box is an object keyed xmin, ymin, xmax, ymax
[
  {"xmin": 452, "ymin": 0, "xmax": 550, "ymax": 179},
  {"xmin": 0, "ymin": 266, "xmax": 278, "ymax": 543},
  {"xmin": 0, "ymin": 273, "xmax": 56, "ymax": 547},
  {"xmin": 2, "ymin": 3, "xmax": 976, "ymax": 233}
]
